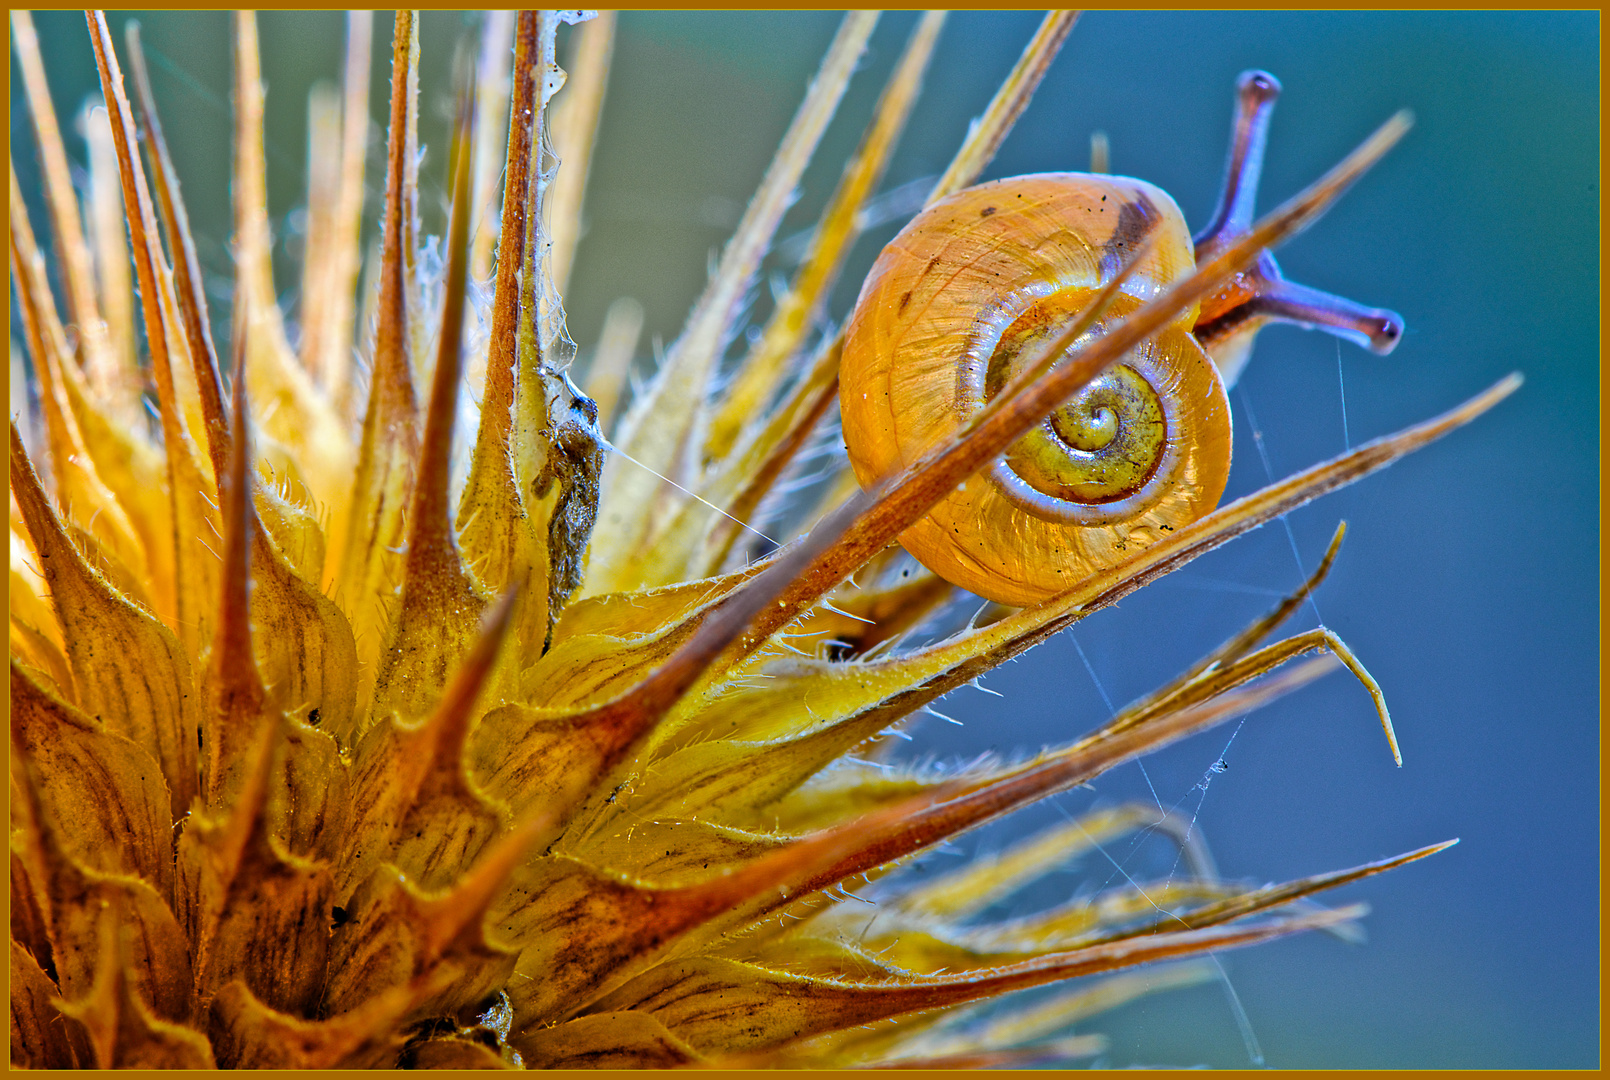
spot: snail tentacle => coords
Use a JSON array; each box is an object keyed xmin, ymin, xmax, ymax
[{"xmin": 1193, "ymin": 70, "xmax": 1405, "ymax": 385}]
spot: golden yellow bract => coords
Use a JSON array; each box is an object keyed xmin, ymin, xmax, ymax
[{"xmin": 8, "ymin": 9, "xmax": 1514, "ymax": 1070}]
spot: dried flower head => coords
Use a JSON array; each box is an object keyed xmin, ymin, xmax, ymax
[{"xmin": 8, "ymin": 9, "xmax": 1518, "ymax": 1070}]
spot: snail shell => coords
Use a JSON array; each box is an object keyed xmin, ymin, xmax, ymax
[{"xmin": 840, "ymin": 175, "xmax": 1232, "ymax": 606}]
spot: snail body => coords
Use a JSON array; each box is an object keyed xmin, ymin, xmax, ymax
[{"xmin": 839, "ymin": 72, "xmax": 1403, "ymax": 606}]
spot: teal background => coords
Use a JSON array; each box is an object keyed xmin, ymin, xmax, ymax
[{"xmin": 13, "ymin": 10, "xmax": 1598, "ymax": 1069}]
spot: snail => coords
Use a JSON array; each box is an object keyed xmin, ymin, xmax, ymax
[{"xmin": 841, "ymin": 71, "xmax": 1404, "ymax": 606}]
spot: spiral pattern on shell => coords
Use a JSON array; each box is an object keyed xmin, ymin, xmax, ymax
[{"xmin": 841, "ymin": 174, "xmax": 1232, "ymax": 606}]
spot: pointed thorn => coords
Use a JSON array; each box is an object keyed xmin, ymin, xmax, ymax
[
  {"xmin": 406, "ymin": 54, "xmax": 478, "ymax": 580},
  {"xmin": 219, "ymin": 706, "xmax": 287, "ymax": 866},
  {"xmin": 85, "ymin": 9, "xmax": 187, "ymax": 452},
  {"xmin": 213, "ymin": 332, "xmax": 259, "ymax": 702},
  {"xmin": 125, "ymin": 18, "xmax": 232, "ymax": 477},
  {"xmin": 474, "ymin": 11, "xmax": 538, "ymax": 449},
  {"xmin": 424, "ymin": 807, "xmax": 551, "ymax": 960},
  {"xmin": 422, "ymin": 586, "xmax": 519, "ymax": 776},
  {"xmin": 365, "ymin": 11, "xmax": 423, "ymax": 431}
]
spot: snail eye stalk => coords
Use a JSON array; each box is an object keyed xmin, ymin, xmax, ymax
[{"xmin": 1192, "ymin": 70, "xmax": 1405, "ymax": 386}]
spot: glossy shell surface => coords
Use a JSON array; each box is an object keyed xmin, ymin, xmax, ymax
[{"xmin": 840, "ymin": 173, "xmax": 1232, "ymax": 605}]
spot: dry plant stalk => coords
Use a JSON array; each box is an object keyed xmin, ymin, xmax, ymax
[{"xmin": 8, "ymin": 9, "xmax": 1516, "ymax": 1069}]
